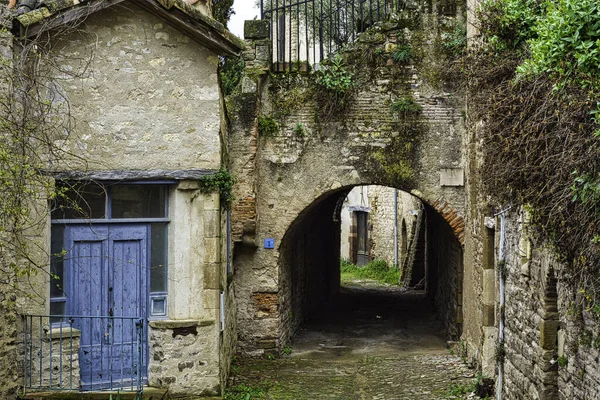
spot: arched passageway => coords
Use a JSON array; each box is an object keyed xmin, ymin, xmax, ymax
[{"xmin": 277, "ymin": 185, "xmax": 464, "ymax": 349}]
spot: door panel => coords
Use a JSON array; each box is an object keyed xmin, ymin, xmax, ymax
[{"xmin": 64, "ymin": 224, "xmax": 148, "ymax": 390}]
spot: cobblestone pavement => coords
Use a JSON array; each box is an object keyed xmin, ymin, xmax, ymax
[{"xmin": 228, "ymin": 284, "xmax": 481, "ymax": 400}]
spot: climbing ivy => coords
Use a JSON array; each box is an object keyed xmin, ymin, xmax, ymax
[{"xmin": 199, "ymin": 169, "xmax": 235, "ymax": 209}]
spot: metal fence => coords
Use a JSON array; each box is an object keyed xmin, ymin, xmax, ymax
[
  {"xmin": 22, "ymin": 315, "xmax": 145, "ymax": 396},
  {"xmin": 260, "ymin": 0, "xmax": 457, "ymax": 71}
]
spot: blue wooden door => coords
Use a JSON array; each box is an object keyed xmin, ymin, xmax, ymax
[{"xmin": 64, "ymin": 224, "xmax": 148, "ymax": 390}]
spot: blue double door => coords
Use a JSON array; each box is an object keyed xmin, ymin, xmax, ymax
[{"xmin": 64, "ymin": 224, "xmax": 149, "ymax": 390}]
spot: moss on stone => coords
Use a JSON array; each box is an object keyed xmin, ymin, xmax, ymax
[{"xmin": 244, "ymin": 20, "xmax": 270, "ymax": 40}]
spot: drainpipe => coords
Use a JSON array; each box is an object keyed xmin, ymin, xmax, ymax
[
  {"xmin": 495, "ymin": 206, "xmax": 510, "ymax": 400},
  {"xmin": 394, "ymin": 189, "xmax": 398, "ymax": 268}
]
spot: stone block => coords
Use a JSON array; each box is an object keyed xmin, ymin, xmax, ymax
[
  {"xmin": 203, "ymin": 237, "xmax": 221, "ymax": 263},
  {"xmin": 483, "ymin": 304, "xmax": 495, "ymax": 326},
  {"xmin": 256, "ymin": 45, "xmax": 270, "ymax": 62},
  {"xmin": 204, "ymin": 289, "xmax": 219, "ymax": 310},
  {"xmin": 203, "ymin": 192, "xmax": 220, "ymax": 210},
  {"xmin": 203, "ymin": 210, "xmax": 220, "ymax": 238},
  {"xmin": 483, "ymin": 268, "xmax": 495, "ymax": 305},
  {"xmin": 242, "ymin": 76, "xmax": 258, "ymax": 94},
  {"xmin": 244, "ymin": 20, "xmax": 270, "ymax": 40},
  {"xmin": 440, "ymin": 168, "xmax": 464, "ymax": 187},
  {"xmin": 539, "ymin": 320, "xmax": 559, "ymax": 350},
  {"xmin": 203, "ymin": 262, "xmax": 220, "ymax": 290}
]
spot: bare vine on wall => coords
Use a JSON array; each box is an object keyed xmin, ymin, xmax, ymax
[
  {"xmin": 0, "ymin": 15, "xmax": 93, "ymax": 302},
  {"xmin": 460, "ymin": 0, "xmax": 600, "ymax": 313}
]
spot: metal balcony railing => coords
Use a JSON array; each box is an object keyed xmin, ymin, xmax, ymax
[
  {"xmin": 260, "ymin": 0, "xmax": 458, "ymax": 71},
  {"xmin": 22, "ymin": 315, "xmax": 145, "ymax": 396}
]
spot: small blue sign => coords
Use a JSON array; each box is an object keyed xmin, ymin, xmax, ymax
[{"xmin": 264, "ymin": 238, "xmax": 275, "ymax": 249}]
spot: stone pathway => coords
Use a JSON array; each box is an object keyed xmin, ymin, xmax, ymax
[{"xmin": 228, "ymin": 285, "xmax": 481, "ymax": 400}]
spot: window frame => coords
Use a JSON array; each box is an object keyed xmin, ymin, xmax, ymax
[{"xmin": 50, "ymin": 180, "xmax": 173, "ymax": 321}]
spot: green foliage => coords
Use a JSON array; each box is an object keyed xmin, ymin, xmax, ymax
[
  {"xmin": 212, "ymin": 0, "xmax": 235, "ymax": 26},
  {"xmin": 224, "ymin": 384, "xmax": 265, "ymax": 400},
  {"xmin": 198, "ymin": 169, "xmax": 235, "ymax": 209},
  {"xmin": 477, "ymin": 0, "xmax": 544, "ymax": 52},
  {"xmin": 220, "ymin": 56, "xmax": 245, "ymax": 96},
  {"xmin": 282, "ymin": 345, "xmax": 292, "ymax": 355},
  {"xmin": 314, "ymin": 54, "xmax": 354, "ymax": 98},
  {"xmin": 517, "ymin": 0, "xmax": 600, "ymax": 90},
  {"xmin": 392, "ymin": 45, "xmax": 412, "ymax": 63},
  {"xmin": 257, "ymin": 115, "xmax": 279, "ymax": 137},
  {"xmin": 571, "ymin": 170, "xmax": 600, "ymax": 212},
  {"xmin": 313, "ymin": 54, "xmax": 354, "ymax": 120},
  {"xmin": 390, "ymin": 96, "xmax": 423, "ymax": 117},
  {"xmin": 557, "ymin": 355, "xmax": 568, "ymax": 367},
  {"xmin": 340, "ymin": 259, "xmax": 401, "ymax": 286},
  {"xmin": 495, "ymin": 339, "xmax": 505, "ymax": 364},
  {"xmin": 445, "ymin": 381, "xmax": 475, "ymax": 396},
  {"xmin": 441, "ymin": 22, "xmax": 467, "ymax": 57},
  {"xmin": 292, "ymin": 123, "xmax": 305, "ymax": 137}
]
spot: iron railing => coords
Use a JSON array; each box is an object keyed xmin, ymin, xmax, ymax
[
  {"xmin": 260, "ymin": 0, "xmax": 458, "ymax": 71},
  {"xmin": 22, "ymin": 315, "xmax": 145, "ymax": 396}
]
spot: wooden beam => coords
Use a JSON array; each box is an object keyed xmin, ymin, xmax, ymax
[
  {"xmin": 49, "ymin": 169, "xmax": 218, "ymax": 181},
  {"xmin": 134, "ymin": 0, "xmax": 242, "ymax": 56}
]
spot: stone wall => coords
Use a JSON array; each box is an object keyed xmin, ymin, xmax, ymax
[
  {"xmin": 48, "ymin": 3, "xmax": 222, "ymax": 173},
  {"xmin": 427, "ymin": 205, "xmax": 464, "ymax": 340},
  {"xmin": 368, "ymin": 187, "xmax": 420, "ymax": 267},
  {"xmin": 495, "ymin": 210, "xmax": 600, "ymax": 399}
]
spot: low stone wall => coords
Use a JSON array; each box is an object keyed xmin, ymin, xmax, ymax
[
  {"xmin": 148, "ymin": 320, "xmax": 220, "ymax": 396},
  {"xmin": 25, "ymin": 327, "xmax": 81, "ymax": 390}
]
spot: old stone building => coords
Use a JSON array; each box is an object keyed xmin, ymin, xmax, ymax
[
  {"xmin": 0, "ymin": 0, "xmax": 243, "ymax": 397},
  {"xmin": 339, "ymin": 185, "xmax": 420, "ymax": 269}
]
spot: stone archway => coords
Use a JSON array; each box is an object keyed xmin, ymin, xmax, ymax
[{"xmin": 229, "ymin": 3, "xmax": 467, "ymax": 356}]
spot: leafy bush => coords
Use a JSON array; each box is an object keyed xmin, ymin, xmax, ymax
[
  {"xmin": 390, "ymin": 96, "xmax": 422, "ymax": 117},
  {"xmin": 257, "ymin": 115, "xmax": 279, "ymax": 137},
  {"xmin": 314, "ymin": 54, "xmax": 354, "ymax": 95},
  {"xmin": 517, "ymin": 0, "xmax": 600, "ymax": 89},
  {"xmin": 477, "ymin": 0, "xmax": 544, "ymax": 52},
  {"xmin": 441, "ymin": 22, "xmax": 467, "ymax": 57}
]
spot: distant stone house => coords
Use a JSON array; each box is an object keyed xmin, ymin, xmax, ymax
[
  {"xmin": 2, "ymin": 0, "xmax": 243, "ymax": 397},
  {"xmin": 340, "ymin": 186, "xmax": 420, "ymax": 268}
]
